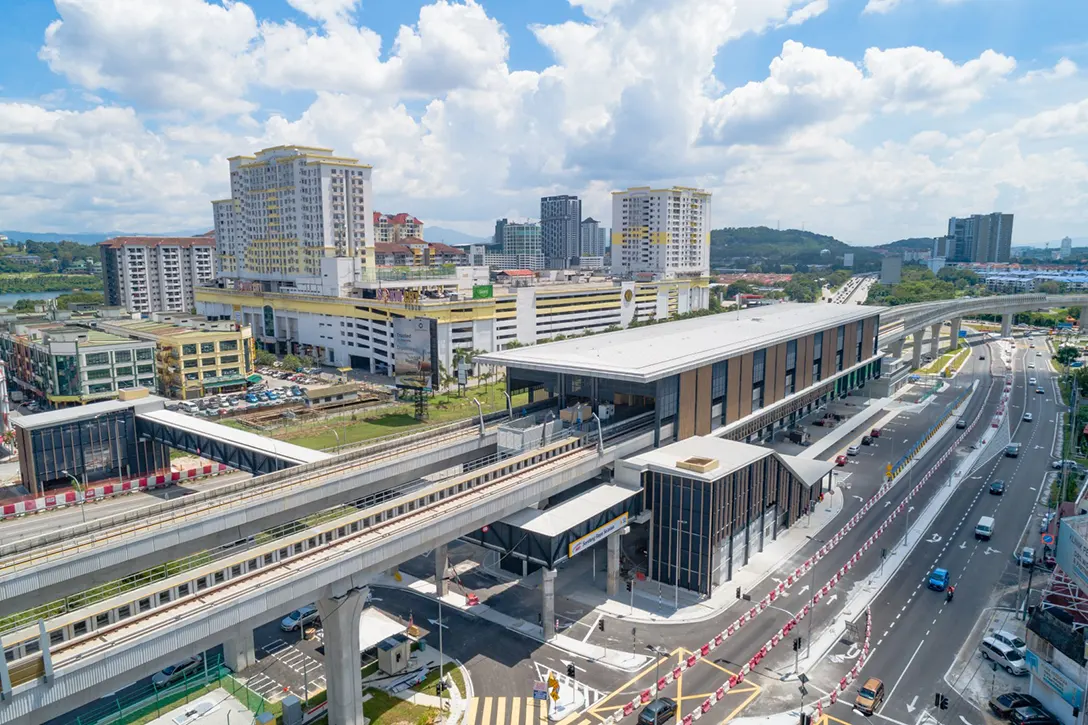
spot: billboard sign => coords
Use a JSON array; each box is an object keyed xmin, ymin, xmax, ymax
[
  {"xmin": 472, "ymin": 284, "xmax": 494, "ymax": 300},
  {"xmin": 1025, "ymin": 649, "xmax": 1084, "ymax": 708},
  {"xmin": 569, "ymin": 513, "xmax": 629, "ymax": 558},
  {"xmin": 393, "ymin": 318, "xmax": 439, "ymax": 388},
  {"xmin": 1056, "ymin": 514, "xmax": 1088, "ymax": 593}
]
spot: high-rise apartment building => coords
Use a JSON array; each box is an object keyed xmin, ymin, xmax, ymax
[
  {"xmin": 611, "ymin": 186, "xmax": 711, "ymax": 278},
  {"xmin": 946, "ymin": 213, "xmax": 1014, "ymax": 263},
  {"xmin": 1061, "ymin": 236, "xmax": 1073, "ymax": 260},
  {"xmin": 580, "ymin": 218, "xmax": 607, "ymax": 257},
  {"xmin": 212, "ymin": 145, "xmax": 374, "ymax": 284},
  {"xmin": 373, "ymin": 213, "xmax": 423, "ymax": 243},
  {"xmin": 541, "ymin": 195, "xmax": 582, "ymax": 269},
  {"xmin": 99, "ymin": 236, "xmax": 217, "ymax": 313}
]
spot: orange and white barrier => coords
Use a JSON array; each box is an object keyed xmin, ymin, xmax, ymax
[{"xmin": 0, "ymin": 464, "xmax": 231, "ymax": 520}]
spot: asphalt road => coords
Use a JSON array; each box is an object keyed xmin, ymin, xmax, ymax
[
  {"xmin": 0, "ymin": 472, "xmax": 250, "ymax": 544},
  {"xmin": 810, "ymin": 334, "xmax": 1063, "ymax": 725},
  {"xmin": 568, "ymin": 340, "xmax": 1002, "ymax": 710}
]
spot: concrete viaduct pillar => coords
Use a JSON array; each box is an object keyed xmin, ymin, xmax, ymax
[
  {"xmin": 912, "ymin": 330, "xmax": 924, "ymax": 369},
  {"xmin": 949, "ymin": 318, "xmax": 962, "ymax": 347},
  {"xmin": 606, "ymin": 531, "xmax": 621, "ymax": 596},
  {"xmin": 1002, "ymin": 313, "xmax": 1013, "ymax": 337},
  {"xmin": 542, "ymin": 568, "xmax": 557, "ymax": 640},
  {"xmin": 929, "ymin": 324, "xmax": 942, "ymax": 359},
  {"xmin": 888, "ymin": 338, "xmax": 904, "ymax": 360},
  {"xmin": 223, "ymin": 625, "xmax": 256, "ymax": 672},
  {"xmin": 435, "ymin": 543, "xmax": 448, "ymax": 598},
  {"xmin": 318, "ymin": 577, "xmax": 371, "ymax": 725}
]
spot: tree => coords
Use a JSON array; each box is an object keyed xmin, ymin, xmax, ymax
[
  {"xmin": 298, "ymin": 355, "xmax": 316, "ymax": 369},
  {"xmin": 1056, "ymin": 346, "xmax": 1080, "ymax": 369},
  {"xmin": 255, "ymin": 350, "xmax": 276, "ymax": 366},
  {"xmin": 724, "ymin": 280, "xmax": 757, "ymax": 298},
  {"xmin": 1039, "ymin": 280, "xmax": 1063, "ymax": 295},
  {"xmin": 282, "ymin": 354, "xmax": 303, "ymax": 371}
]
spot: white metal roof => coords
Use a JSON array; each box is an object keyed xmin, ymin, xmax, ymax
[
  {"xmin": 623, "ymin": 436, "xmax": 773, "ymax": 482},
  {"xmin": 12, "ymin": 395, "xmax": 169, "ymax": 430},
  {"xmin": 776, "ymin": 454, "xmax": 836, "ymax": 487},
  {"xmin": 137, "ymin": 409, "xmax": 330, "ymax": 465},
  {"xmin": 501, "ymin": 483, "xmax": 641, "ymax": 538},
  {"xmin": 476, "ymin": 303, "xmax": 881, "ymax": 383}
]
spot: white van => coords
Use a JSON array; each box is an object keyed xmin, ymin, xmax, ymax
[
  {"xmin": 975, "ymin": 516, "xmax": 995, "ymax": 540},
  {"xmin": 980, "ymin": 637, "xmax": 1028, "ymax": 675}
]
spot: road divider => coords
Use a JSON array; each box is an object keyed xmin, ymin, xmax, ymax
[{"xmin": 0, "ymin": 464, "xmax": 231, "ymax": 520}]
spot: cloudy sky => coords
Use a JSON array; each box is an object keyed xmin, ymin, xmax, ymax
[{"xmin": 1, "ymin": 0, "xmax": 1086, "ymax": 245}]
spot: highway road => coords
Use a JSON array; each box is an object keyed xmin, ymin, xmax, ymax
[
  {"xmin": 568, "ymin": 340, "xmax": 1002, "ymax": 719},
  {"xmin": 0, "ymin": 471, "xmax": 250, "ymax": 544},
  {"xmin": 808, "ymin": 333, "xmax": 1063, "ymax": 725}
]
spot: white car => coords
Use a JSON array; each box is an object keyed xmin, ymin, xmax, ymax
[
  {"xmin": 991, "ymin": 630, "xmax": 1027, "ymax": 656},
  {"xmin": 152, "ymin": 655, "xmax": 204, "ymax": 688},
  {"xmin": 1028, "ymin": 377, "xmax": 1037, "ymax": 385},
  {"xmin": 1023, "ymin": 412, "xmax": 1033, "ymax": 422},
  {"xmin": 281, "ymin": 604, "xmax": 320, "ymax": 632},
  {"xmin": 847, "ymin": 445, "xmax": 861, "ymax": 456},
  {"xmin": 1019, "ymin": 547, "xmax": 1036, "ymax": 568},
  {"xmin": 1029, "ymin": 362, "xmax": 1036, "ymax": 369}
]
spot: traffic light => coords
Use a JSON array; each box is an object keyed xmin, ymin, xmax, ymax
[
  {"xmin": 567, "ymin": 663, "xmax": 576, "ymax": 678},
  {"xmin": 935, "ymin": 693, "xmax": 949, "ymax": 710},
  {"xmin": 626, "ymin": 581, "xmax": 632, "ymax": 592},
  {"xmin": 799, "ymin": 713, "xmax": 811, "ymax": 725},
  {"xmin": 597, "ymin": 619, "xmax": 605, "ymax": 632},
  {"xmin": 793, "ymin": 637, "xmax": 803, "ymax": 652},
  {"xmin": 940, "ymin": 695, "xmax": 949, "ymax": 711},
  {"xmin": 436, "ymin": 680, "xmax": 446, "ymax": 693}
]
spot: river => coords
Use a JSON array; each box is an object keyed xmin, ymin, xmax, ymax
[{"xmin": 0, "ymin": 290, "xmax": 65, "ymax": 307}]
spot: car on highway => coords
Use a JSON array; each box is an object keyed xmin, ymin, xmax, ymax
[
  {"xmin": 836, "ymin": 454, "xmax": 848, "ymax": 466},
  {"xmin": 991, "ymin": 630, "xmax": 1027, "ymax": 656},
  {"xmin": 979, "ymin": 354, "xmax": 986, "ymax": 360},
  {"xmin": 281, "ymin": 604, "xmax": 320, "ymax": 632},
  {"xmin": 1036, "ymin": 387, "xmax": 1046, "ymax": 394},
  {"xmin": 990, "ymin": 693, "xmax": 1042, "ymax": 719},
  {"xmin": 1008, "ymin": 706, "xmax": 1059, "ymax": 725},
  {"xmin": 638, "ymin": 697, "xmax": 677, "ymax": 725},
  {"xmin": 1023, "ymin": 412, "xmax": 1033, "ymax": 422},
  {"xmin": 956, "ymin": 418, "xmax": 968, "ymax": 429},
  {"xmin": 854, "ymin": 678, "xmax": 884, "ymax": 716},
  {"xmin": 928, "ymin": 568, "xmax": 950, "ymax": 591},
  {"xmin": 990, "ymin": 479, "xmax": 1006, "ymax": 495},
  {"xmin": 1028, "ymin": 377, "xmax": 1037, "ymax": 384},
  {"xmin": 1006, "ymin": 443, "xmax": 1021, "ymax": 458},
  {"xmin": 1019, "ymin": 547, "xmax": 1036, "ymax": 567},
  {"xmin": 152, "ymin": 655, "xmax": 204, "ymax": 688},
  {"xmin": 847, "ymin": 444, "xmax": 860, "ymax": 456},
  {"xmin": 1029, "ymin": 362, "xmax": 1036, "ymax": 369}
]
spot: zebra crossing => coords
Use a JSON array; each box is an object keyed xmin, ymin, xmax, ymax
[
  {"xmin": 462, "ymin": 697, "xmax": 550, "ymax": 725},
  {"xmin": 241, "ymin": 638, "xmax": 327, "ymax": 704}
]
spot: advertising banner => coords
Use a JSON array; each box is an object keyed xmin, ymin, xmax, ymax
[
  {"xmin": 472, "ymin": 284, "xmax": 494, "ymax": 300},
  {"xmin": 393, "ymin": 318, "xmax": 439, "ymax": 388},
  {"xmin": 1056, "ymin": 515, "xmax": 1088, "ymax": 593}
]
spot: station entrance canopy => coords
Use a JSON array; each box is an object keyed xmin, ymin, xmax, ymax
[{"xmin": 462, "ymin": 483, "xmax": 642, "ymax": 569}]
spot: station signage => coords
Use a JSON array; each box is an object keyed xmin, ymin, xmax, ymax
[{"xmin": 569, "ymin": 513, "xmax": 629, "ymax": 558}]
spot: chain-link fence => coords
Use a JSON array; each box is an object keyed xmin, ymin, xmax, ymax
[{"xmin": 61, "ymin": 655, "xmax": 276, "ymax": 725}]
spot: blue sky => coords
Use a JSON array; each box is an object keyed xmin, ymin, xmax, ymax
[{"xmin": 0, "ymin": 0, "xmax": 1086, "ymax": 244}]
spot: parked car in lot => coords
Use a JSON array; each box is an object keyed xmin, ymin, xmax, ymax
[
  {"xmin": 980, "ymin": 637, "xmax": 1028, "ymax": 676},
  {"xmin": 1053, "ymin": 459, "xmax": 1077, "ymax": 470},
  {"xmin": 847, "ymin": 444, "xmax": 860, "ymax": 456},
  {"xmin": 989, "ymin": 693, "xmax": 1041, "ymax": 719},
  {"xmin": 1019, "ymin": 547, "xmax": 1036, "ymax": 567},
  {"xmin": 1008, "ymin": 706, "xmax": 1059, "ymax": 725},
  {"xmin": 836, "ymin": 454, "xmax": 848, "ymax": 467},
  {"xmin": 990, "ymin": 630, "xmax": 1027, "ymax": 656},
  {"xmin": 152, "ymin": 655, "xmax": 204, "ymax": 688},
  {"xmin": 281, "ymin": 604, "xmax": 320, "ymax": 632},
  {"xmin": 870, "ymin": 428, "xmax": 881, "ymax": 438},
  {"xmin": 861, "ymin": 435, "xmax": 874, "ymax": 446}
]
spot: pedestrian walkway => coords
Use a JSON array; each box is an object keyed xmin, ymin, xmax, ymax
[{"xmin": 463, "ymin": 696, "xmax": 549, "ymax": 725}]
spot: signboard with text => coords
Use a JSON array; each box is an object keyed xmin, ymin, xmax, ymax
[
  {"xmin": 569, "ymin": 514, "xmax": 629, "ymax": 559},
  {"xmin": 1025, "ymin": 649, "xmax": 1084, "ymax": 708},
  {"xmin": 1056, "ymin": 514, "xmax": 1088, "ymax": 593}
]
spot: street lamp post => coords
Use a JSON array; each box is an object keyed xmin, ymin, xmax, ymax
[
  {"xmin": 674, "ymin": 519, "xmax": 687, "ymax": 610},
  {"xmin": 645, "ymin": 645, "xmax": 668, "ymax": 690},
  {"xmin": 805, "ymin": 536, "xmax": 824, "ymax": 660},
  {"xmin": 60, "ymin": 469, "xmax": 86, "ymax": 523},
  {"xmin": 331, "ymin": 429, "xmax": 341, "ymax": 454}
]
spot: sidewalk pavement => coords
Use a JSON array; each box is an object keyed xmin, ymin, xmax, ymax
[{"xmin": 374, "ymin": 572, "xmax": 653, "ymax": 673}]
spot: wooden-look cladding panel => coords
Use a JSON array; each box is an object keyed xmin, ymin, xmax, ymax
[
  {"xmin": 764, "ymin": 344, "xmax": 779, "ymax": 406},
  {"xmin": 727, "ymin": 358, "xmax": 742, "ymax": 423},
  {"xmin": 696, "ymin": 365, "xmax": 713, "ymax": 436},
  {"xmin": 844, "ymin": 320, "xmax": 858, "ymax": 368},
  {"xmin": 678, "ymin": 370, "xmax": 697, "ymax": 441},
  {"xmin": 822, "ymin": 325, "xmax": 837, "ymax": 375},
  {"xmin": 799, "ymin": 334, "xmax": 814, "ymax": 389},
  {"xmin": 862, "ymin": 317, "xmax": 876, "ymax": 360},
  {"xmin": 739, "ymin": 352, "xmax": 754, "ymax": 418},
  {"xmin": 773, "ymin": 342, "xmax": 787, "ymax": 403}
]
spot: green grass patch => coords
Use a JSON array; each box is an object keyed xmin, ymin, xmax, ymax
[
  {"xmin": 411, "ymin": 662, "xmax": 467, "ymax": 698},
  {"xmin": 362, "ymin": 688, "xmax": 441, "ymax": 725},
  {"xmin": 274, "ymin": 382, "xmax": 530, "ymax": 450},
  {"xmin": 918, "ymin": 343, "xmax": 966, "ymax": 375}
]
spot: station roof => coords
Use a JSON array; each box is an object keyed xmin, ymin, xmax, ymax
[
  {"xmin": 477, "ymin": 303, "xmax": 881, "ymax": 383},
  {"xmin": 12, "ymin": 395, "xmax": 169, "ymax": 430},
  {"xmin": 623, "ymin": 435, "xmax": 834, "ymax": 487},
  {"xmin": 137, "ymin": 409, "xmax": 330, "ymax": 465},
  {"xmin": 501, "ymin": 483, "xmax": 641, "ymax": 538}
]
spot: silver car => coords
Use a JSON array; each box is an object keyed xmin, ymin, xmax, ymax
[
  {"xmin": 152, "ymin": 654, "xmax": 203, "ymax": 688},
  {"xmin": 281, "ymin": 604, "xmax": 320, "ymax": 632}
]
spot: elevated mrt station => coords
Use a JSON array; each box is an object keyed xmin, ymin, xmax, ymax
[{"xmin": 477, "ymin": 303, "xmax": 881, "ymax": 615}]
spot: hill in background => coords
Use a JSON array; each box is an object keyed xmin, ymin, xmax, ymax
[
  {"xmin": 710, "ymin": 226, "xmax": 883, "ymax": 271},
  {"xmin": 423, "ymin": 226, "xmax": 491, "ymax": 246},
  {"xmin": 1, "ymin": 230, "xmax": 201, "ymax": 245}
]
